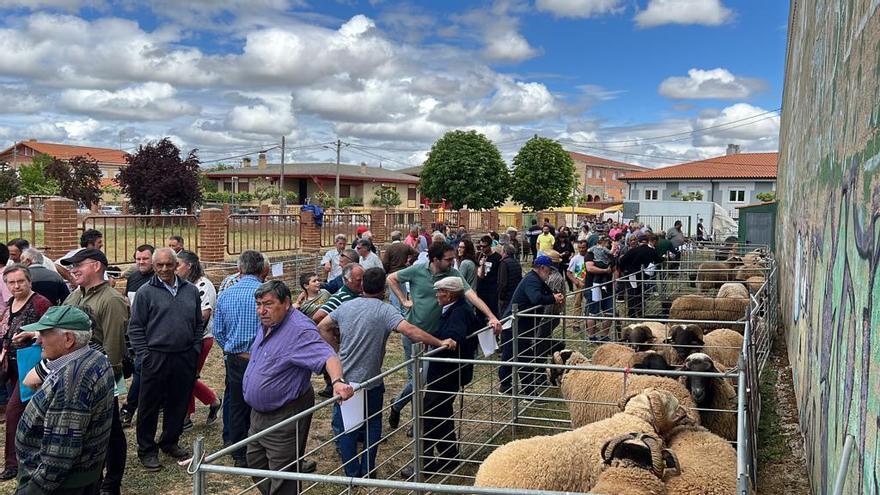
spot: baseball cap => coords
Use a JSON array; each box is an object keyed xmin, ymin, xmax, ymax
[
  {"xmin": 59, "ymin": 248, "xmax": 108, "ymax": 266},
  {"xmin": 356, "ymin": 226, "xmax": 368, "ymax": 235},
  {"xmin": 533, "ymin": 255, "xmax": 554, "ymax": 267},
  {"xmin": 22, "ymin": 305, "xmax": 92, "ymax": 333}
]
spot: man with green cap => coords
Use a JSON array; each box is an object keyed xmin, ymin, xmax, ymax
[{"xmin": 14, "ymin": 305, "xmax": 115, "ymax": 495}]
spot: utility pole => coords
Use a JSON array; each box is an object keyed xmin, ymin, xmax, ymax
[
  {"xmin": 279, "ymin": 136, "xmax": 286, "ymax": 214},
  {"xmin": 335, "ymin": 139, "xmax": 341, "ymax": 209}
]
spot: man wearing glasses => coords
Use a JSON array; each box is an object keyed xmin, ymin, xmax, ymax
[{"xmin": 320, "ymin": 249, "xmax": 359, "ymax": 295}]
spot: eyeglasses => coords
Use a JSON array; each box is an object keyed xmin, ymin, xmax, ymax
[
  {"xmin": 442, "ymin": 256, "xmax": 455, "ymax": 262},
  {"xmin": 68, "ymin": 260, "xmax": 98, "ymax": 270}
]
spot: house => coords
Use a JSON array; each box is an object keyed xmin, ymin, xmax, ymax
[
  {"xmin": 619, "ymin": 150, "xmax": 777, "ymax": 219},
  {"xmin": 205, "ymin": 154, "xmax": 422, "ymax": 208},
  {"xmin": 567, "ymin": 151, "xmax": 650, "ymax": 202}
]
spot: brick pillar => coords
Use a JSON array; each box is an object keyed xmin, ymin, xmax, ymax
[
  {"xmin": 420, "ymin": 209, "xmax": 433, "ymax": 230},
  {"xmin": 459, "ymin": 209, "xmax": 470, "ymax": 231},
  {"xmin": 222, "ymin": 204, "xmax": 231, "ymax": 217},
  {"xmin": 43, "ymin": 198, "xmax": 79, "ymax": 260},
  {"xmin": 370, "ymin": 209, "xmax": 386, "ymax": 243},
  {"xmin": 198, "ymin": 208, "xmax": 226, "ymax": 262},
  {"xmin": 301, "ymin": 209, "xmax": 321, "ymax": 250},
  {"xmin": 121, "ymin": 202, "xmax": 129, "ymax": 214},
  {"xmin": 259, "ymin": 204, "xmax": 270, "ymax": 230},
  {"xmin": 488, "ymin": 210, "xmax": 500, "ymax": 232}
]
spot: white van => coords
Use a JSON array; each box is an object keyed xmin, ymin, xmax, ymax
[{"xmin": 100, "ymin": 205, "xmax": 122, "ymax": 215}]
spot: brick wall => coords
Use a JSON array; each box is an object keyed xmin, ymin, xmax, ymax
[
  {"xmin": 198, "ymin": 208, "xmax": 226, "ymax": 262},
  {"xmin": 43, "ymin": 198, "xmax": 79, "ymax": 260}
]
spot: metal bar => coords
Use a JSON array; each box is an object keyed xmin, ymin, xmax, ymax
[
  {"xmin": 191, "ymin": 436, "xmax": 206, "ymax": 495},
  {"xmin": 412, "ymin": 342, "xmax": 423, "ymax": 484},
  {"xmin": 832, "ymin": 433, "xmax": 856, "ymax": 493}
]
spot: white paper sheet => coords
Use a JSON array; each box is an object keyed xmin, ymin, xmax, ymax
[
  {"xmin": 477, "ymin": 328, "xmax": 499, "ymax": 357},
  {"xmin": 591, "ymin": 284, "xmax": 602, "ymax": 302},
  {"xmin": 127, "ymin": 292, "xmax": 136, "ymax": 305},
  {"xmin": 627, "ymin": 274, "xmax": 638, "ymax": 288},
  {"xmin": 271, "ymin": 262, "xmax": 284, "ymax": 277},
  {"xmin": 340, "ymin": 383, "xmax": 365, "ymax": 432}
]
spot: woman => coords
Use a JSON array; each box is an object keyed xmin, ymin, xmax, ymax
[
  {"xmin": 295, "ymin": 272, "xmax": 332, "ymax": 318},
  {"xmin": 456, "ymin": 238, "xmax": 479, "ymax": 289},
  {"xmin": 176, "ymin": 250, "xmax": 221, "ymax": 430},
  {"xmin": 0, "ymin": 264, "xmax": 51, "ymax": 481},
  {"xmin": 553, "ymin": 229, "xmax": 575, "ymax": 291}
]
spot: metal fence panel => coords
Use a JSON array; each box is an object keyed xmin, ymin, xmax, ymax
[
  {"xmin": 320, "ymin": 211, "xmax": 370, "ymax": 247},
  {"xmin": 82, "ymin": 214, "xmax": 199, "ymax": 265},
  {"xmin": 0, "ymin": 207, "xmax": 44, "ymax": 249},
  {"xmin": 226, "ymin": 213, "xmax": 301, "ymax": 255}
]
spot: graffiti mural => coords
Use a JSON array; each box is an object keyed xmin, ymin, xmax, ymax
[{"xmin": 777, "ymin": 1, "xmax": 880, "ymax": 493}]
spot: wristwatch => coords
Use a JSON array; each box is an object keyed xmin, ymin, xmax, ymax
[{"xmin": 331, "ymin": 377, "xmax": 348, "ymax": 386}]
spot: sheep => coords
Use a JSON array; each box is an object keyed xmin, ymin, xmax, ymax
[
  {"xmin": 694, "ymin": 257, "xmax": 742, "ymax": 291},
  {"xmin": 741, "ymin": 250, "xmax": 768, "ymax": 267},
  {"xmin": 547, "ymin": 350, "xmax": 701, "ymax": 427},
  {"xmin": 590, "ymin": 432, "xmax": 680, "ymax": 495},
  {"xmin": 678, "ymin": 353, "xmax": 738, "ymax": 441},
  {"xmin": 669, "ymin": 294, "xmax": 748, "ymax": 331},
  {"xmin": 745, "ymin": 275, "xmax": 765, "ymax": 294},
  {"xmin": 473, "ymin": 389, "xmax": 691, "ymax": 492},
  {"xmin": 621, "ymin": 322, "xmax": 669, "ymax": 352},
  {"xmin": 735, "ymin": 264, "xmax": 766, "ymax": 281},
  {"xmin": 663, "ymin": 424, "xmax": 737, "ymax": 495},
  {"xmin": 716, "ymin": 282, "xmax": 748, "ymax": 300},
  {"xmin": 702, "ymin": 329, "xmax": 744, "ymax": 370},
  {"xmin": 590, "ymin": 343, "xmax": 679, "ymax": 371},
  {"xmin": 655, "ymin": 324, "xmax": 705, "ymax": 366}
]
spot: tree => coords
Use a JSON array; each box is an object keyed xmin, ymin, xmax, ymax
[
  {"xmin": 18, "ymin": 154, "xmax": 60, "ymax": 196},
  {"xmin": 117, "ymin": 138, "xmax": 203, "ymax": 213},
  {"xmin": 671, "ymin": 190, "xmax": 704, "ymax": 201},
  {"xmin": 419, "ymin": 130, "xmax": 509, "ymax": 210},
  {"xmin": 371, "ymin": 185, "xmax": 402, "ymax": 208},
  {"xmin": 44, "ymin": 155, "xmax": 103, "ymax": 207},
  {"xmin": 509, "ymin": 136, "xmax": 577, "ymax": 211},
  {"xmin": 756, "ymin": 191, "xmax": 776, "ymax": 202},
  {"xmin": 0, "ymin": 164, "xmax": 20, "ymax": 203}
]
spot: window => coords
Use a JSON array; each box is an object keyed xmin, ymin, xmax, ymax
[
  {"xmin": 223, "ymin": 181, "xmax": 234, "ymax": 192},
  {"xmin": 595, "ymin": 169, "xmax": 602, "ymax": 179},
  {"xmin": 728, "ymin": 189, "xmax": 746, "ymax": 202},
  {"xmin": 644, "ymin": 189, "xmax": 659, "ymax": 200},
  {"xmin": 586, "ymin": 169, "xmax": 593, "ymax": 178},
  {"xmin": 407, "ymin": 187, "xmax": 417, "ymax": 201},
  {"xmin": 340, "ymin": 184, "xmax": 351, "ymax": 198}
]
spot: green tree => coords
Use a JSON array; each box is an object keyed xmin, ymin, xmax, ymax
[
  {"xmin": 0, "ymin": 164, "xmax": 21, "ymax": 203},
  {"xmin": 45, "ymin": 155, "xmax": 103, "ymax": 206},
  {"xmin": 509, "ymin": 136, "xmax": 577, "ymax": 211},
  {"xmin": 18, "ymin": 154, "xmax": 60, "ymax": 196},
  {"xmin": 117, "ymin": 138, "xmax": 203, "ymax": 213},
  {"xmin": 371, "ymin": 185, "xmax": 402, "ymax": 208},
  {"xmin": 419, "ymin": 130, "xmax": 509, "ymax": 209},
  {"xmin": 756, "ymin": 191, "xmax": 776, "ymax": 202},
  {"xmin": 671, "ymin": 190, "xmax": 704, "ymax": 201}
]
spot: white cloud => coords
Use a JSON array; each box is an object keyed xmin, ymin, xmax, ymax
[
  {"xmin": 224, "ymin": 94, "xmax": 296, "ymax": 136},
  {"xmin": 635, "ymin": 0, "xmax": 733, "ymax": 28},
  {"xmin": 535, "ymin": 0, "xmax": 625, "ymax": 18},
  {"xmin": 659, "ymin": 68, "xmax": 767, "ymax": 100},
  {"xmin": 0, "ymin": 85, "xmax": 45, "ymax": 113},
  {"xmin": 58, "ymin": 82, "xmax": 199, "ymax": 120},
  {"xmin": 482, "ymin": 24, "xmax": 541, "ymax": 63},
  {"xmin": 452, "ymin": 2, "xmax": 541, "ymax": 64},
  {"xmin": 691, "ymin": 103, "xmax": 780, "ymax": 148},
  {"xmin": 485, "ymin": 81, "xmax": 558, "ymax": 123},
  {"xmin": 0, "ymin": 0, "xmax": 93, "ymax": 10}
]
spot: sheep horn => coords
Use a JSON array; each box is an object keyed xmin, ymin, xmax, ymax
[
  {"xmin": 662, "ymin": 449, "xmax": 681, "ymax": 478},
  {"xmin": 636, "ymin": 433, "xmax": 666, "ymax": 479},
  {"xmin": 600, "ymin": 433, "xmax": 638, "ymax": 465}
]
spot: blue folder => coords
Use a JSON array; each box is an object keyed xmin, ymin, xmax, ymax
[{"xmin": 16, "ymin": 344, "xmax": 43, "ymax": 402}]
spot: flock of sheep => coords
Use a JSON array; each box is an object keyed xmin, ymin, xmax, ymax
[{"xmin": 471, "ymin": 249, "xmax": 770, "ymax": 494}]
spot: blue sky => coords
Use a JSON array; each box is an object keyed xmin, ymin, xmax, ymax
[{"xmin": 0, "ymin": 0, "xmax": 789, "ymax": 168}]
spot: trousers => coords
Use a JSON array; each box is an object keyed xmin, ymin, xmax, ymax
[
  {"xmin": 223, "ymin": 354, "xmax": 252, "ymax": 461},
  {"xmin": 136, "ymin": 349, "xmax": 198, "ymax": 457}
]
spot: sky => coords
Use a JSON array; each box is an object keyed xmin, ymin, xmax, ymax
[{"xmin": 0, "ymin": 0, "xmax": 790, "ymax": 170}]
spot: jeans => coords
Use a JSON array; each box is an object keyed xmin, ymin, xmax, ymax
[
  {"xmin": 392, "ymin": 335, "xmax": 414, "ymax": 413},
  {"xmin": 123, "ymin": 357, "xmax": 142, "ymax": 413},
  {"xmin": 223, "ymin": 354, "xmax": 252, "ymax": 462},
  {"xmin": 331, "ymin": 385, "xmax": 385, "ymax": 478}
]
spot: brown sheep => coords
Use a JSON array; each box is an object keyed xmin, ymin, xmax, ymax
[
  {"xmin": 663, "ymin": 424, "xmax": 737, "ymax": 494},
  {"xmin": 669, "ymin": 294, "xmax": 748, "ymax": 331},
  {"xmin": 678, "ymin": 353, "xmax": 738, "ymax": 441},
  {"xmin": 656, "ymin": 324, "xmax": 705, "ymax": 365},
  {"xmin": 591, "ymin": 432, "xmax": 679, "ymax": 495},
  {"xmin": 621, "ymin": 322, "xmax": 670, "ymax": 352},
  {"xmin": 716, "ymin": 282, "xmax": 749, "ymax": 299},
  {"xmin": 745, "ymin": 276, "xmax": 766, "ymax": 293},
  {"xmin": 702, "ymin": 329, "xmax": 744, "ymax": 369},
  {"xmin": 694, "ymin": 257, "xmax": 742, "ymax": 291}
]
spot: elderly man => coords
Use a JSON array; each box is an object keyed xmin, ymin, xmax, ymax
[
  {"xmin": 213, "ymin": 250, "xmax": 267, "ymax": 467},
  {"xmin": 499, "ymin": 255, "xmax": 564, "ymax": 395},
  {"xmin": 317, "ymin": 267, "xmax": 455, "ymax": 478},
  {"xmin": 15, "ymin": 306, "xmax": 115, "ymax": 494},
  {"xmin": 20, "ymin": 248, "xmax": 69, "ymax": 305},
  {"xmin": 320, "ymin": 249, "xmax": 358, "ymax": 295},
  {"xmin": 6, "ymin": 238, "xmax": 59, "ymax": 274},
  {"xmin": 321, "ymin": 234, "xmax": 348, "ymax": 281},
  {"xmin": 356, "ymin": 239, "xmax": 383, "ymax": 271},
  {"xmin": 244, "ymin": 281, "xmax": 353, "ymax": 495},
  {"xmin": 128, "ymin": 248, "xmax": 202, "ymax": 470},
  {"xmin": 166, "ymin": 235, "xmax": 185, "ymax": 254}
]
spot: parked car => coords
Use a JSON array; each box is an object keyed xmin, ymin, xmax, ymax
[
  {"xmin": 169, "ymin": 208, "xmax": 188, "ymax": 215},
  {"xmin": 100, "ymin": 205, "xmax": 122, "ymax": 215}
]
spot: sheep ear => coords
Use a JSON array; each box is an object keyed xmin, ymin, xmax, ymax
[
  {"xmin": 664, "ymin": 336, "xmax": 674, "ymax": 344},
  {"xmin": 662, "ymin": 449, "xmax": 681, "ymax": 477},
  {"xmin": 559, "ymin": 350, "xmax": 573, "ymax": 364}
]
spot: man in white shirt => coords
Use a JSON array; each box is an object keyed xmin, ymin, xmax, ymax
[
  {"xmin": 356, "ymin": 239, "xmax": 383, "ymax": 271},
  {"xmin": 321, "ymin": 234, "xmax": 347, "ymax": 280}
]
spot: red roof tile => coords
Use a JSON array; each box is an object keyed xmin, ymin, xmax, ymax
[
  {"xmin": 620, "ymin": 152, "xmax": 777, "ymax": 181},
  {"xmin": 0, "ymin": 141, "xmax": 128, "ymax": 165},
  {"xmin": 567, "ymin": 151, "xmax": 650, "ymax": 172}
]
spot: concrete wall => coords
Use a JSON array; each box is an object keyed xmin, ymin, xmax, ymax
[
  {"xmin": 628, "ymin": 179, "xmax": 776, "ymax": 219},
  {"xmin": 777, "ymin": 1, "xmax": 880, "ymax": 493}
]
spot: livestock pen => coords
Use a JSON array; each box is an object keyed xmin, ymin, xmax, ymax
[{"xmin": 188, "ymin": 246, "xmax": 777, "ymax": 495}]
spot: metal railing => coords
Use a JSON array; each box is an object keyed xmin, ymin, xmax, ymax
[
  {"xmin": 81, "ymin": 214, "xmax": 198, "ymax": 265},
  {"xmin": 320, "ymin": 211, "xmax": 370, "ymax": 247},
  {"xmin": 635, "ymin": 214, "xmax": 693, "ymax": 236},
  {"xmin": 226, "ymin": 213, "xmax": 301, "ymax": 255},
  {"xmin": 384, "ymin": 210, "xmax": 420, "ymax": 234},
  {"xmin": 432, "ymin": 209, "xmax": 459, "ymax": 231},
  {"xmin": 0, "ymin": 207, "xmax": 47, "ymax": 249}
]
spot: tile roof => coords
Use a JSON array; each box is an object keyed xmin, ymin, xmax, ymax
[
  {"xmin": 620, "ymin": 152, "xmax": 778, "ymax": 181},
  {"xmin": 0, "ymin": 141, "xmax": 129, "ymax": 165},
  {"xmin": 567, "ymin": 151, "xmax": 650, "ymax": 172},
  {"xmin": 205, "ymin": 162, "xmax": 421, "ymax": 183}
]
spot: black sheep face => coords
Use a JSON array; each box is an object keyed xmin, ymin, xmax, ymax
[
  {"xmin": 681, "ymin": 353, "xmax": 717, "ymax": 406},
  {"xmin": 623, "ymin": 325, "xmax": 655, "ymax": 352},
  {"xmin": 547, "ymin": 349, "xmax": 575, "ymax": 386},
  {"xmin": 632, "ymin": 352, "xmax": 673, "ymax": 372},
  {"xmin": 667, "ymin": 324, "xmax": 704, "ymax": 361}
]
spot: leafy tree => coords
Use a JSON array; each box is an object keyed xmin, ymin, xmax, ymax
[
  {"xmin": 671, "ymin": 190, "xmax": 704, "ymax": 201},
  {"xmin": 200, "ymin": 164, "xmax": 233, "ymax": 193},
  {"xmin": 0, "ymin": 164, "xmax": 21, "ymax": 203},
  {"xmin": 756, "ymin": 191, "xmax": 776, "ymax": 202},
  {"xmin": 419, "ymin": 130, "xmax": 509, "ymax": 210},
  {"xmin": 18, "ymin": 154, "xmax": 60, "ymax": 196},
  {"xmin": 44, "ymin": 155, "xmax": 102, "ymax": 206},
  {"xmin": 117, "ymin": 138, "xmax": 203, "ymax": 213},
  {"xmin": 371, "ymin": 185, "xmax": 402, "ymax": 208},
  {"xmin": 509, "ymin": 136, "xmax": 577, "ymax": 211}
]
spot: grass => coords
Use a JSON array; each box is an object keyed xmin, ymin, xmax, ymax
[{"xmin": 757, "ymin": 366, "xmax": 788, "ymax": 464}]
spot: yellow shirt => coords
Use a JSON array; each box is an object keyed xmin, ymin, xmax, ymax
[{"xmin": 537, "ymin": 233, "xmax": 555, "ymax": 253}]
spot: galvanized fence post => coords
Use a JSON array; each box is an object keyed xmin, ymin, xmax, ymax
[
  {"xmin": 191, "ymin": 436, "xmax": 206, "ymax": 495},
  {"xmin": 411, "ymin": 342, "xmax": 424, "ymax": 484},
  {"xmin": 511, "ymin": 304, "xmax": 520, "ymax": 430}
]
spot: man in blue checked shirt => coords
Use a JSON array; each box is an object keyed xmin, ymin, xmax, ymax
[{"xmin": 213, "ymin": 250, "xmax": 267, "ymax": 467}]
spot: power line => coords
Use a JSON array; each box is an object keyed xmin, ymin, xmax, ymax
[
  {"xmin": 559, "ymin": 139, "xmax": 776, "ymax": 166},
  {"xmin": 198, "ymin": 141, "xmax": 336, "ymax": 165},
  {"xmin": 346, "ymin": 144, "xmax": 415, "ymax": 168}
]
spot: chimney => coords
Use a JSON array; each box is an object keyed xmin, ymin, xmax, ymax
[
  {"xmin": 242, "ymin": 157, "xmax": 252, "ymax": 168},
  {"xmin": 27, "ymin": 138, "xmax": 37, "ymax": 142},
  {"xmin": 258, "ymin": 153, "xmax": 267, "ymax": 169},
  {"xmin": 360, "ymin": 161, "xmax": 367, "ymax": 175},
  {"xmin": 726, "ymin": 144, "xmax": 741, "ymax": 155}
]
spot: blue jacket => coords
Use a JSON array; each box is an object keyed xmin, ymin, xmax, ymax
[
  {"xmin": 503, "ymin": 270, "xmax": 557, "ymax": 332},
  {"xmin": 428, "ymin": 298, "xmax": 477, "ymax": 387}
]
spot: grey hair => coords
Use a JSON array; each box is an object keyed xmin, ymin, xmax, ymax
[
  {"xmin": 390, "ymin": 230, "xmax": 402, "ymax": 241},
  {"xmin": 3, "ymin": 263, "xmax": 31, "ymax": 283},
  {"xmin": 238, "ymin": 250, "xmax": 266, "ymax": 276},
  {"xmin": 356, "ymin": 239, "xmax": 372, "ymax": 249},
  {"xmin": 499, "ymin": 233, "xmax": 510, "ymax": 245},
  {"xmin": 53, "ymin": 328, "xmax": 92, "ymax": 347},
  {"xmin": 342, "ymin": 262, "xmax": 363, "ymax": 282},
  {"xmin": 341, "ymin": 249, "xmax": 359, "ymax": 263},
  {"xmin": 334, "ymin": 233, "xmax": 347, "ymax": 243},
  {"xmin": 431, "ymin": 233, "xmax": 445, "ymax": 243},
  {"xmin": 409, "ymin": 224, "xmax": 419, "ymax": 234},
  {"xmin": 21, "ymin": 248, "xmax": 44, "ymax": 265},
  {"xmin": 361, "ymin": 231, "xmax": 373, "ymax": 241},
  {"xmin": 503, "ymin": 244, "xmax": 516, "ymax": 256},
  {"xmin": 152, "ymin": 247, "xmax": 177, "ymax": 265},
  {"xmin": 254, "ymin": 280, "xmax": 291, "ymax": 303}
]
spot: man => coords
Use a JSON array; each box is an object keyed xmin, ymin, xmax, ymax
[
  {"xmin": 312, "ymin": 263, "xmax": 364, "ymax": 398},
  {"xmin": 497, "ymin": 244, "xmax": 522, "ymax": 315},
  {"xmin": 666, "ymin": 220, "xmax": 686, "ymax": 250},
  {"xmin": 321, "ymin": 249, "xmax": 358, "ymax": 295},
  {"xmin": 476, "ymin": 235, "xmax": 502, "ymax": 319},
  {"xmin": 389, "ymin": 230, "xmax": 402, "ymax": 243},
  {"xmin": 696, "ymin": 218, "xmax": 706, "ymax": 242},
  {"xmin": 127, "ymin": 248, "xmax": 202, "ymax": 470},
  {"xmin": 536, "ymin": 225, "xmax": 555, "ymax": 255},
  {"xmin": 244, "ymin": 281, "xmax": 354, "ymax": 494},
  {"xmin": 80, "ymin": 229, "xmax": 104, "ymax": 251},
  {"xmin": 6, "ymin": 238, "xmax": 59, "ymax": 274},
  {"xmin": 20, "ymin": 248, "xmax": 69, "ymax": 305},
  {"xmin": 386, "ymin": 242, "xmax": 501, "ymax": 425},
  {"xmin": 356, "ymin": 239, "xmax": 383, "ymax": 271},
  {"xmin": 506, "ymin": 227, "xmax": 521, "ymax": 259},
  {"xmin": 167, "ymin": 235, "xmax": 184, "ymax": 254},
  {"xmin": 213, "ymin": 250, "xmax": 266, "ymax": 467},
  {"xmin": 499, "ymin": 255, "xmax": 564, "ymax": 394},
  {"xmin": 526, "ymin": 219, "xmax": 541, "ymax": 260},
  {"xmin": 61, "ymin": 248, "xmax": 129, "ymax": 494},
  {"xmin": 583, "ymin": 237, "xmax": 615, "ymax": 339},
  {"xmin": 317, "ymin": 267, "xmax": 456, "ymax": 478},
  {"xmin": 15, "ymin": 306, "xmax": 115, "ymax": 494},
  {"xmin": 119, "ymin": 244, "xmax": 154, "ymax": 427},
  {"xmin": 321, "ymin": 234, "xmax": 347, "ymax": 281},
  {"xmin": 618, "ymin": 233, "xmax": 664, "ymax": 318}
]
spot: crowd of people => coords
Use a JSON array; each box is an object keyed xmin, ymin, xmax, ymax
[{"xmin": 0, "ymin": 216, "xmax": 685, "ymax": 495}]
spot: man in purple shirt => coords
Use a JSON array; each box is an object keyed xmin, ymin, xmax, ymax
[{"xmin": 243, "ymin": 281, "xmax": 353, "ymax": 495}]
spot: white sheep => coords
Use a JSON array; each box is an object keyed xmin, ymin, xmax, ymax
[
  {"xmin": 548, "ymin": 350, "xmax": 701, "ymax": 427},
  {"xmin": 590, "ymin": 432, "xmax": 679, "ymax": 495},
  {"xmin": 678, "ymin": 353, "xmax": 738, "ymax": 441},
  {"xmin": 716, "ymin": 282, "xmax": 749, "ymax": 300},
  {"xmin": 473, "ymin": 389, "xmax": 691, "ymax": 492},
  {"xmin": 669, "ymin": 294, "xmax": 749, "ymax": 332},
  {"xmin": 702, "ymin": 328, "xmax": 744, "ymax": 369},
  {"xmin": 663, "ymin": 424, "xmax": 737, "ymax": 494}
]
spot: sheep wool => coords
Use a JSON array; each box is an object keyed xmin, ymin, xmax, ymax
[
  {"xmin": 591, "ymin": 343, "xmax": 638, "ymax": 367},
  {"xmin": 745, "ymin": 276, "xmax": 766, "ymax": 294},
  {"xmin": 694, "ymin": 260, "xmax": 740, "ymax": 291},
  {"xmin": 702, "ymin": 329, "xmax": 744, "ymax": 369},
  {"xmin": 716, "ymin": 282, "xmax": 749, "ymax": 300},
  {"xmin": 669, "ymin": 294, "xmax": 748, "ymax": 331},
  {"xmin": 663, "ymin": 425, "xmax": 737, "ymax": 495},
  {"xmin": 473, "ymin": 389, "xmax": 691, "ymax": 492},
  {"xmin": 591, "ymin": 433, "xmax": 676, "ymax": 495}
]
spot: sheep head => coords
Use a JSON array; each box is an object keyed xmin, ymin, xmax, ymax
[
  {"xmin": 600, "ymin": 432, "xmax": 680, "ymax": 480},
  {"xmin": 619, "ymin": 388, "xmax": 693, "ymax": 435},
  {"xmin": 725, "ymin": 255, "xmax": 744, "ymax": 267},
  {"xmin": 666, "ymin": 324, "xmax": 705, "ymax": 361},
  {"xmin": 547, "ymin": 349, "xmax": 586, "ymax": 386},
  {"xmin": 680, "ymin": 353, "xmax": 718, "ymax": 406},
  {"xmin": 631, "ymin": 351, "xmax": 673, "ymax": 372},
  {"xmin": 621, "ymin": 324, "xmax": 656, "ymax": 352}
]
